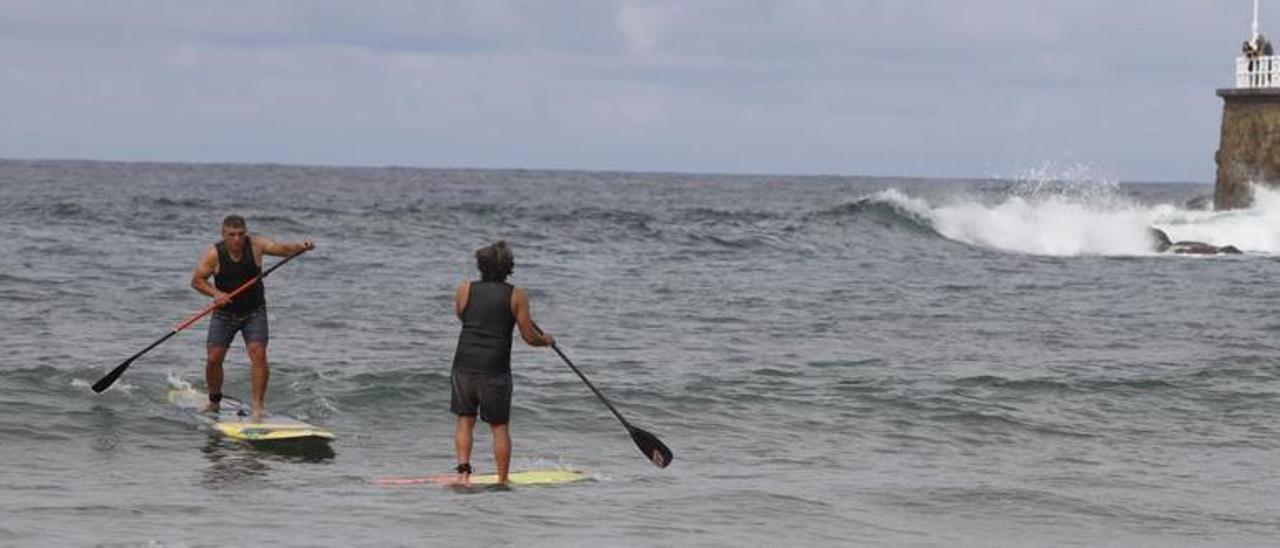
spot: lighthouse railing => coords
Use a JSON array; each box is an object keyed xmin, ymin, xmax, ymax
[{"xmin": 1237, "ymin": 55, "xmax": 1280, "ymax": 88}]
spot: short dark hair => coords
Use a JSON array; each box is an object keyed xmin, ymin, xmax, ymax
[
  {"xmin": 222, "ymin": 215, "xmax": 247, "ymax": 229},
  {"xmin": 476, "ymin": 240, "xmax": 514, "ymax": 282}
]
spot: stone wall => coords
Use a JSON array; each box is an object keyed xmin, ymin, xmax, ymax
[{"xmin": 1214, "ymin": 88, "xmax": 1280, "ymax": 209}]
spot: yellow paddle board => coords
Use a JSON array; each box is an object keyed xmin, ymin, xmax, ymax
[
  {"xmin": 167, "ymin": 387, "xmax": 334, "ymax": 443},
  {"xmin": 376, "ymin": 469, "xmax": 586, "ymax": 487}
]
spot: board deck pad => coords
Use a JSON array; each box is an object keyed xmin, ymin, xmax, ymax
[
  {"xmin": 168, "ymin": 387, "xmax": 334, "ymax": 443},
  {"xmin": 376, "ymin": 469, "xmax": 586, "ymax": 487}
]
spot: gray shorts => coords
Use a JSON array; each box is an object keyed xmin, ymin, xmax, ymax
[
  {"xmin": 450, "ymin": 369, "xmax": 513, "ymax": 424},
  {"xmin": 207, "ymin": 306, "xmax": 269, "ymax": 348}
]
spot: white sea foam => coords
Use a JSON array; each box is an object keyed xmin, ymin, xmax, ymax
[
  {"xmin": 71, "ymin": 377, "xmax": 134, "ymax": 393},
  {"xmin": 868, "ymin": 169, "xmax": 1280, "ymax": 256},
  {"xmin": 1147, "ymin": 185, "xmax": 1280, "ymax": 253},
  {"xmin": 931, "ymin": 193, "xmax": 1155, "ymax": 256},
  {"xmin": 165, "ymin": 370, "xmax": 192, "ymax": 391}
]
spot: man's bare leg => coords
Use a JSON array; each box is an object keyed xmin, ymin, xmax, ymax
[
  {"xmin": 491, "ymin": 422, "xmax": 511, "ymax": 485},
  {"xmin": 455, "ymin": 415, "xmax": 477, "ymax": 482},
  {"xmin": 202, "ymin": 346, "xmax": 227, "ymax": 413},
  {"xmin": 246, "ymin": 342, "xmax": 269, "ymax": 422}
]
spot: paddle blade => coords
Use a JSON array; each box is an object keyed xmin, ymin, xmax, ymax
[
  {"xmin": 629, "ymin": 426, "xmax": 673, "ymax": 468},
  {"xmin": 91, "ymin": 359, "xmax": 132, "ymax": 393}
]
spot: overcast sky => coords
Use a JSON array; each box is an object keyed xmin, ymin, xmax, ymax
[{"xmin": 0, "ymin": 1, "xmax": 1263, "ymax": 182}]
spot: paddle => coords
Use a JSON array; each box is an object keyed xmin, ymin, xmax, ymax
[
  {"xmin": 91, "ymin": 250, "xmax": 306, "ymax": 393},
  {"xmin": 534, "ymin": 323, "xmax": 673, "ymax": 468}
]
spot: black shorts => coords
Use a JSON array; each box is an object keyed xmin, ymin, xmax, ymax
[
  {"xmin": 207, "ymin": 306, "xmax": 268, "ymax": 348},
  {"xmin": 450, "ymin": 369, "xmax": 512, "ymax": 425}
]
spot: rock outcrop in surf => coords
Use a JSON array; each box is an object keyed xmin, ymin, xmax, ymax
[
  {"xmin": 1184, "ymin": 195, "xmax": 1213, "ymax": 211},
  {"xmin": 1147, "ymin": 228, "xmax": 1242, "ymax": 255}
]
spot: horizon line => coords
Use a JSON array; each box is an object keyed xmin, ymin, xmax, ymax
[{"xmin": 0, "ymin": 155, "xmax": 1207, "ymax": 186}]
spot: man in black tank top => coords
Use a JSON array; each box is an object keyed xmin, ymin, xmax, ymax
[
  {"xmin": 191, "ymin": 215, "xmax": 314, "ymax": 422},
  {"xmin": 450, "ymin": 241, "xmax": 555, "ymax": 485}
]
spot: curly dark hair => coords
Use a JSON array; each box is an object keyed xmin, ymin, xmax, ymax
[{"xmin": 476, "ymin": 240, "xmax": 514, "ymax": 282}]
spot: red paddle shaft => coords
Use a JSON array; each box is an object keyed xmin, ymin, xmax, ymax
[{"xmin": 91, "ymin": 250, "xmax": 306, "ymax": 393}]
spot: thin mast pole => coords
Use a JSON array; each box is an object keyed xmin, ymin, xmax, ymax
[{"xmin": 1254, "ymin": 0, "xmax": 1261, "ymax": 41}]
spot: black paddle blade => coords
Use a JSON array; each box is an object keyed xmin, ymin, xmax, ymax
[
  {"xmin": 92, "ymin": 330, "xmax": 179, "ymax": 394},
  {"xmin": 629, "ymin": 426, "xmax": 673, "ymax": 468},
  {"xmin": 91, "ymin": 359, "xmax": 132, "ymax": 393}
]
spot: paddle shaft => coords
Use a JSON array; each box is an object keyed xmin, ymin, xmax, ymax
[
  {"xmin": 535, "ymin": 324, "xmax": 673, "ymax": 468},
  {"xmin": 532, "ymin": 322, "xmax": 632, "ymax": 428},
  {"xmin": 548, "ymin": 344, "xmax": 634, "ymax": 429},
  {"xmin": 178, "ymin": 251, "xmax": 301, "ymax": 330},
  {"xmin": 91, "ymin": 251, "xmax": 305, "ymax": 393}
]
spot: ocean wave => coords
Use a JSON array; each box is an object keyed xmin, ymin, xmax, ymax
[
  {"xmin": 250, "ymin": 215, "xmax": 312, "ymax": 232},
  {"xmin": 361, "ymin": 200, "xmax": 494, "ymax": 220},
  {"xmin": 453, "ymin": 202, "xmax": 504, "ymax": 216},
  {"xmin": 0, "ymin": 423, "xmax": 75, "ymax": 442},
  {"xmin": 671, "ymin": 207, "xmax": 781, "ymax": 224},
  {"xmin": 672, "ymin": 231, "xmax": 776, "ymax": 251},
  {"xmin": 537, "ymin": 207, "xmax": 656, "ymax": 230},
  {"xmin": 136, "ymin": 196, "xmax": 205, "ymax": 209},
  {"xmin": 814, "ymin": 189, "xmax": 944, "ymax": 237},
  {"xmin": 7, "ymin": 201, "xmax": 102, "ymax": 223},
  {"xmin": 821, "ymin": 181, "xmax": 1277, "ymax": 257},
  {"xmin": 845, "ymin": 170, "xmax": 1280, "ymax": 257},
  {"xmin": 951, "ymin": 374, "xmax": 1179, "ymax": 394},
  {"xmin": 929, "ymin": 191, "xmax": 1155, "ymax": 256},
  {"xmin": 325, "ymin": 368, "xmax": 450, "ymax": 409},
  {"xmin": 953, "ymin": 375, "xmax": 1077, "ymax": 393},
  {"xmin": 1148, "ymin": 185, "xmax": 1280, "ymax": 253},
  {"xmin": 0, "ymin": 272, "xmax": 50, "ymax": 286}
]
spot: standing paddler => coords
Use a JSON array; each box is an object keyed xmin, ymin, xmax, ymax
[
  {"xmin": 191, "ymin": 214, "xmax": 313, "ymax": 422},
  {"xmin": 450, "ymin": 241, "xmax": 555, "ymax": 485}
]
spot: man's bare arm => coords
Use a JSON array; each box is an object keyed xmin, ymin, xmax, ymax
[
  {"xmin": 258, "ymin": 236, "xmax": 314, "ymax": 258},
  {"xmin": 512, "ymin": 288, "xmax": 554, "ymax": 347},
  {"xmin": 455, "ymin": 281, "xmax": 470, "ymax": 320},
  {"xmin": 190, "ymin": 246, "xmax": 229, "ymax": 307}
]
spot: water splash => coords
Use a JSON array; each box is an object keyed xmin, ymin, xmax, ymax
[
  {"xmin": 931, "ymin": 193, "xmax": 1154, "ymax": 256},
  {"xmin": 71, "ymin": 377, "xmax": 134, "ymax": 394},
  {"xmin": 856, "ymin": 169, "xmax": 1280, "ymax": 256},
  {"xmin": 1001, "ymin": 162, "xmax": 1122, "ymax": 205},
  {"xmin": 165, "ymin": 370, "xmax": 192, "ymax": 391},
  {"xmin": 1148, "ymin": 185, "xmax": 1280, "ymax": 253}
]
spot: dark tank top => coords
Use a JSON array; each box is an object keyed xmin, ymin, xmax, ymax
[
  {"xmin": 214, "ymin": 237, "xmax": 265, "ymax": 315},
  {"xmin": 452, "ymin": 281, "xmax": 516, "ymax": 375}
]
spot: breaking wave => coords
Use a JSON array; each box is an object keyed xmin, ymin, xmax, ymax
[{"xmin": 833, "ymin": 176, "xmax": 1280, "ymax": 257}]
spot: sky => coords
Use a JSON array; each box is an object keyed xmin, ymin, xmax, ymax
[{"xmin": 0, "ymin": 1, "xmax": 1264, "ymax": 182}]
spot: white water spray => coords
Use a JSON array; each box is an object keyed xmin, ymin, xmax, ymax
[{"xmin": 865, "ymin": 169, "xmax": 1280, "ymax": 256}]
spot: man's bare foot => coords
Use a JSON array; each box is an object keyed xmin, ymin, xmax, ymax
[
  {"xmin": 250, "ymin": 408, "xmax": 265, "ymax": 423},
  {"xmin": 200, "ymin": 402, "xmax": 220, "ymax": 414}
]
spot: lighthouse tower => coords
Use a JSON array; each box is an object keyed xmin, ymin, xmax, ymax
[{"xmin": 1215, "ymin": 0, "xmax": 1280, "ymax": 209}]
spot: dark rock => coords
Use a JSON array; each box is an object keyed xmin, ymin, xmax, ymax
[
  {"xmin": 1147, "ymin": 227, "xmax": 1241, "ymax": 255},
  {"xmin": 1147, "ymin": 227, "xmax": 1172, "ymax": 252},
  {"xmin": 1169, "ymin": 241, "xmax": 1223, "ymax": 254},
  {"xmin": 1185, "ymin": 195, "xmax": 1213, "ymax": 210}
]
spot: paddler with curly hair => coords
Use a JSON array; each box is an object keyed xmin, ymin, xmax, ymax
[{"xmin": 450, "ymin": 240, "xmax": 555, "ymax": 485}]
